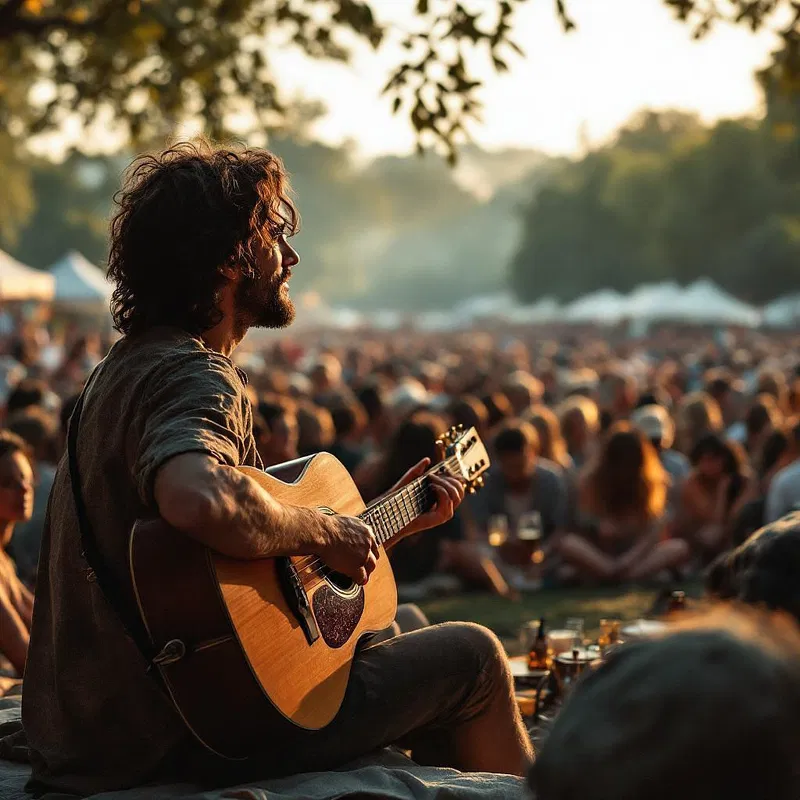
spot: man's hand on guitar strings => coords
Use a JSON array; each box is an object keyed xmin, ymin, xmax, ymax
[
  {"xmin": 396, "ymin": 468, "xmax": 466, "ymax": 541},
  {"xmin": 316, "ymin": 515, "xmax": 380, "ymax": 586}
]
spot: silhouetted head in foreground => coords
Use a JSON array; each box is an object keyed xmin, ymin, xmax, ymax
[{"xmin": 530, "ymin": 607, "xmax": 800, "ymax": 800}]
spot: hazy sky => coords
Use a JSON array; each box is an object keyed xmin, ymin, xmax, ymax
[{"xmin": 272, "ymin": 0, "xmax": 778, "ymax": 158}]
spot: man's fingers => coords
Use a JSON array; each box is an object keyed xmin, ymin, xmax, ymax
[
  {"xmin": 392, "ymin": 458, "xmax": 431, "ymax": 491},
  {"xmin": 431, "ymin": 474, "xmax": 465, "ymax": 505},
  {"xmin": 432, "ymin": 482, "xmax": 454, "ymax": 519},
  {"xmin": 370, "ymin": 534, "xmax": 381, "ymax": 560}
]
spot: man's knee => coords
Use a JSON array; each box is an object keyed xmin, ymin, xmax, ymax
[{"xmin": 442, "ymin": 621, "xmax": 510, "ymax": 688}]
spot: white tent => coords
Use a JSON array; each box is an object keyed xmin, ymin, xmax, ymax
[
  {"xmin": 0, "ymin": 249, "xmax": 55, "ymax": 301},
  {"xmin": 49, "ymin": 251, "xmax": 112, "ymax": 312},
  {"xmin": 564, "ymin": 289, "xmax": 628, "ymax": 324},
  {"xmin": 676, "ymin": 280, "xmax": 761, "ymax": 327},
  {"xmin": 624, "ymin": 282, "xmax": 684, "ymax": 319},
  {"xmin": 763, "ymin": 294, "xmax": 800, "ymax": 328}
]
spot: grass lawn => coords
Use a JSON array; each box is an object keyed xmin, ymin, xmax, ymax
[{"xmin": 419, "ymin": 584, "xmax": 701, "ymax": 653}]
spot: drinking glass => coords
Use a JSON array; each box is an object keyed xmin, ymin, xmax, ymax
[
  {"xmin": 565, "ymin": 617, "xmax": 585, "ymax": 649},
  {"xmin": 488, "ymin": 515, "xmax": 509, "ymax": 549},
  {"xmin": 518, "ymin": 511, "xmax": 543, "ymax": 564}
]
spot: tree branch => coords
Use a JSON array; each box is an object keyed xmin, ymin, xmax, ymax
[{"xmin": 0, "ymin": 1, "xmax": 114, "ymax": 41}]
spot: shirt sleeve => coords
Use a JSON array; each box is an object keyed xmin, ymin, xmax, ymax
[{"xmin": 133, "ymin": 352, "xmax": 248, "ymax": 509}]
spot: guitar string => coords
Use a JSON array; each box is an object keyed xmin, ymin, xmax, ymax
[
  {"xmin": 293, "ymin": 477, "xmax": 432, "ymax": 577},
  {"xmin": 296, "ymin": 479, "xmax": 437, "ymax": 588},
  {"xmin": 291, "ymin": 455, "xmax": 461, "ymax": 580},
  {"xmin": 291, "ymin": 455, "xmax": 462, "ymax": 576}
]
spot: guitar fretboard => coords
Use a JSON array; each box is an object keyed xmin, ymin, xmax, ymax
[{"xmin": 359, "ymin": 455, "xmax": 460, "ymax": 546}]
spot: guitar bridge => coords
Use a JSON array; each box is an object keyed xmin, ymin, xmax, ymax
[{"xmin": 277, "ymin": 558, "xmax": 320, "ymax": 645}]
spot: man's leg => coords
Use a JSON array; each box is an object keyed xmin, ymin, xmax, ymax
[{"xmin": 328, "ymin": 621, "xmax": 531, "ymax": 776}]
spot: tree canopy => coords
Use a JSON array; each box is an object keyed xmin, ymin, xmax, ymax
[
  {"xmin": 0, "ymin": 0, "xmax": 798, "ymax": 163},
  {"xmin": 510, "ymin": 101, "xmax": 800, "ymax": 305}
]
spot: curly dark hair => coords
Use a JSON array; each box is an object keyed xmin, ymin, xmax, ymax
[{"xmin": 108, "ymin": 140, "xmax": 299, "ymax": 336}]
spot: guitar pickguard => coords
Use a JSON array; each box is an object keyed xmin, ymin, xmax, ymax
[{"xmin": 312, "ymin": 583, "xmax": 365, "ymax": 648}]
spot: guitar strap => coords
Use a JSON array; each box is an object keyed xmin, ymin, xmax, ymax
[{"xmin": 66, "ymin": 363, "xmax": 160, "ymax": 673}]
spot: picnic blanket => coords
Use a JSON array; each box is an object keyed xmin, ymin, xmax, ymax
[{"xmin": 0, "ymin": 701, "xmax": 527, "ymax": 800}]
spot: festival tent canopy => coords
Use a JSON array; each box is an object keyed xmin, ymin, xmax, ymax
[
  {"xmin": 564, "ymin": 289, "xmax": 628, "ymax": 324},
  {"xmin": 0, "ymin": 249, "xmax": 55, "ymax": 301},
  {"xmin": 48, "ymin": 251, "xmax": 112, "ymax": 311},
  {"xmin": 673, "ymin": 280, "xmax": 761, "ymax": 327},
  {"xmin": 763, "ymin": 294, "xmax": 800, "ymax": 328}
]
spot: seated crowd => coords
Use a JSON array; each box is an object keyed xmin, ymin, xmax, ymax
[{"xmin": 0, "ymin": 325, "xmax": 799, "ymax": 670}]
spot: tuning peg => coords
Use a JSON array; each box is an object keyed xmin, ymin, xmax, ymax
[{"xmin": 456, "ymin": 423, "xmax": 464, "ymax": 432}]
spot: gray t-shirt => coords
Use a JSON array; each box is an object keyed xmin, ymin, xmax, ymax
[{"xmin": 23, "ymin": 328, "xmax": 260, "ymax": 796}]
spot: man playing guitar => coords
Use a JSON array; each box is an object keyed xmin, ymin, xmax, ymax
[{"xmin": 23, "ymin": 142, "xmax": 532, "ymax": 795}]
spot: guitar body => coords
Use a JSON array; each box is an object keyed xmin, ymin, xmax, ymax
[{"xmin": 129, "ymin": 453, "xmax": 398, "ymax": 760}]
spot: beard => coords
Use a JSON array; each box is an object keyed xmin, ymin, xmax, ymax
[{"xmin": 235, "ymin": 265, "xmax": 295, "ymax": 333}]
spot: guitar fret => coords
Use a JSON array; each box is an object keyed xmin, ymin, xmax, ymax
[{"xmin": 402, "ymin": 492, "xmax": 413, "ymax": 525}]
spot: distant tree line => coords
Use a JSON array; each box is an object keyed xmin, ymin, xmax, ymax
[{"xmin": 511, "ymin": 81, "xmax": 800, "ymax": 305}]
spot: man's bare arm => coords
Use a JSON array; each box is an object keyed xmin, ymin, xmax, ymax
[{"xmin": 153, "ymin": 453, "xmax": 380, "ymax": 582}]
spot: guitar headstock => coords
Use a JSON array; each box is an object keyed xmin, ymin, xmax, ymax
[{"xmin": 436, "ymin": 425, "xmax": 491, "ymax": 494}]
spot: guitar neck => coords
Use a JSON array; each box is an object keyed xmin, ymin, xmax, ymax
[{"xmin": 360, "ymin": 455, "xmax": 460, "ymax": 546}]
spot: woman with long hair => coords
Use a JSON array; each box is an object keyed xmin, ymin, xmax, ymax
[
  {"xmin": 555, "ymin": 423, "xmax": 688, "ymax": 582},
  {"xmin": 674, "ymin": 433, "xmax": 752, "ymax": 560},
  {"xmin": 525, "ymin": 405, "xmax": 572, "ymax": 471}
]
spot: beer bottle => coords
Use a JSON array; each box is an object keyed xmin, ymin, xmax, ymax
[
  {"xmin": 667, "ymin": 590, "xmax": 686, "ymax": 614},
  {"xmin": 528, "ymin": 617, "xmax": 548, "ymax": 670}
]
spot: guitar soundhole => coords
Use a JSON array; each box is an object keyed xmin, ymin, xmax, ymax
[
  {"xmin": 312, "ymin": 584, "xmax": 365, "ymax": 648},
  {"xmin": 327, "ymin": 571, "xmax": 356, "ymax": 593}
]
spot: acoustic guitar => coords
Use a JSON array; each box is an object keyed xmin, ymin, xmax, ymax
[{"xmin": 129, "ymin": 425, "xmax": 490, "ymax": 759}]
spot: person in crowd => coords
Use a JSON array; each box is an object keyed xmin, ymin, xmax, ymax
[
  {"xmin": 530, "ymin": 607, "xmax": 800, "ymax": 800},
  {"xmin": 296, "ymin": 401, "xmax": 336, "ymax": 457},
  {"xmin": 757, "ymin": 368, "xmax": 791, "ymax": 415},
  {"xmin": 309, "ymin": 354, "xmax": 343, "ymax": 406},
  {"xmin": 741, "ymin": 394, "xmax": 782, "ymax": 458},
  {"xmin": 0, "ymin": 431, "xmax": 35, "ymax": 676},
  {"xmin": 524, "ymin": 405, "xmax": 573, "ymax": 472},
  {"xmin": 558, "ymin": 395, "xmax": 600, "ymax": 471},
  {"xmin": 674, "ymin": 391, "xmax": 724, "ymax": 455},
  {"xmin": 674, "ymin": 433, "xmax": 751, "ymax": 560},
  {"xmin": 597, "ymin": 367, "xmax": 637, "ymax": 426},
  {"xmin": 256, "ymin": 396, "xmax": 299, "ymax": 467},
  {"xmin": 448, "ymin": 395, "xmax": 490, "ymax": 441},
  {"xmin": 329, "ymin": 399, "xmax": 368, "ymax": 474},
  {"xmin": 501, "ymin": 371, "xmax": 544, "ymax": 416},
  {"xmin": 729, "ymin": 426, "xmax": 794, "ymax": 545},
  {"xmin": 631, "ymin": 404, "xmax": 690, "ymax": 515},
  {"xmin": 475, "ymin": 420, "xmax": 568, "ymax": 544},
  {"xmin": 765, "ymin": 417, "xmax": 800, "ymax": 523},
  {"xmin": 5, "ymin": 408, "xmax": 60, "ymax": 586},
  {"xmin": 5, "ymin": 379, "xmax": 60, "ymax": 418},
  {"xmin": 705, "ymin": 370, "xmax": 742, "ymax": 431},
  {"xmin": 356, "ymin": 380, "xmax": 391, "ymax": 452},
  {"xmin": 481, "ymin": 391, "xmax": 513, "ymax": 432},
  {"xmin": 556, "ymin": 423, "xmax": 688, "ymax": 583}
]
